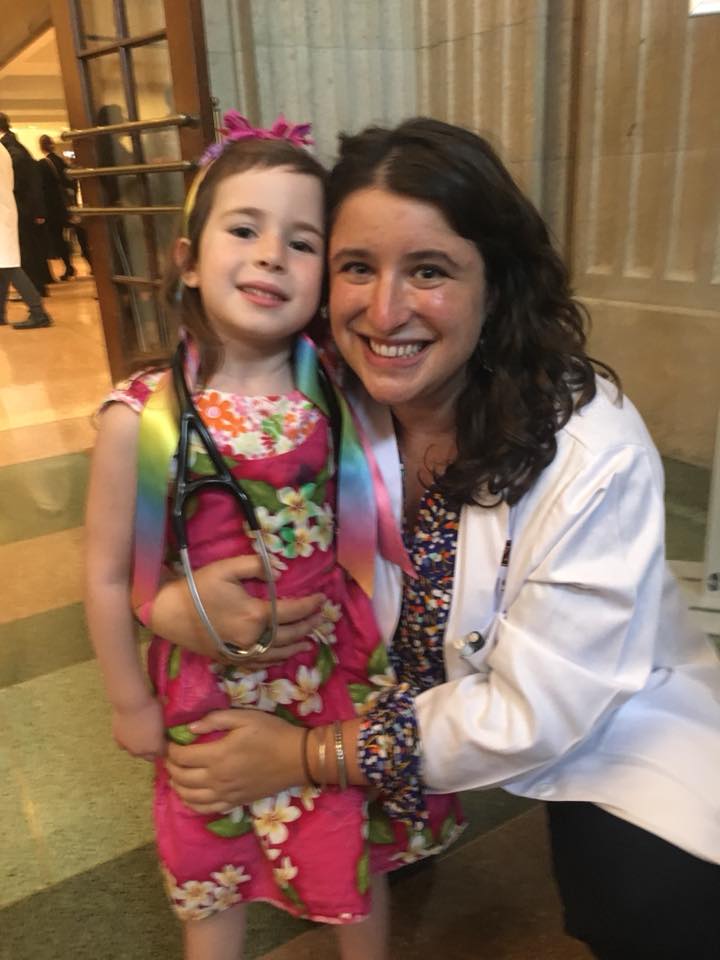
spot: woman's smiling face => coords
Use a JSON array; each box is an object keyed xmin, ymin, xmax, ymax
[{"xmin": 328, "ymin": 186, "xmax": 488, "ymax": 416}]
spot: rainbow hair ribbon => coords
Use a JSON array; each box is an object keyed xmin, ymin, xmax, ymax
[{"xmin": 131, "ymin": 334, "xmax": 413, "ymax": 614}]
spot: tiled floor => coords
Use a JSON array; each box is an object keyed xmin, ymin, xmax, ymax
[{"xmin": 0, "ymin": 265, "xmax": 713, "ymax": 959}]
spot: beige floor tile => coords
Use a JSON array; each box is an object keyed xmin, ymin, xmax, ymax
[
  {"xmin": 0, "ymin": 281, "xmax": 111, "ymax": 433},
  {"xmin": 0, "ymin": 659, "xmax": 153, "ymax": 908},
  {"xmin": 0, "ymin": 528, "xmax": 85, "ymax": 624},
  {"xmin": 0, "ymin": 417, "xmax": 97, "ymax": 467},
  {"xmin": 0, "ymin": 701, "xmax": 54, "ymax": 905}
]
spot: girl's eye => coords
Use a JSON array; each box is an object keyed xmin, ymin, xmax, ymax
[
  {"xmin": 413, "ymin": 264, "xmax": 447, "ymax": 281},
  {"xmin": 289, "ymin": 239, "xmax": 317, "ymax": 254},
  {"xmin": 229, "ymin": 226, "xmax": 256, "ymax": 239}
]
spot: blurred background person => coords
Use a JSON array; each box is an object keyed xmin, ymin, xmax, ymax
[
  {"xmin": 38, "ymin": 133, "xmax": 74, "ymax": 280},
  {"xmin": 0, "ymin": 113, "xmax": 52, "ymax": 296},
  {"xmin": 39, "ymin": 134, "xmax": 92, "ymax": 275},
  {"xmin": 0, "ymin": 141, "xmax": 53, "ymax": 329}
]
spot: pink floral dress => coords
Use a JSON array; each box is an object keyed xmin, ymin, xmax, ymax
[{"xmin": 107, "ymin": 371, "xmax": 464, "ymax": 925}]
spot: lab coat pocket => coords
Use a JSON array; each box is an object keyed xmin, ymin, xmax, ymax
[{"xmin": 450, "ymin": 617, "xmax": 500, "ymax": 676}]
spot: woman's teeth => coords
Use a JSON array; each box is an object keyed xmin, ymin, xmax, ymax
[{"xmin": 368, "ymin": 339, "xmax": 425, "ymax": 358}]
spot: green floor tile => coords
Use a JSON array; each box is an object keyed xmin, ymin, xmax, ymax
[
  {"xmin": 1, "ymin": 660, "xmax": 154, "ymax": 906},
  {"xmin": 0, "ymin": 603, "xmax": 93, "ymax": 689},
  {"xmin": 663, "ymin": 457, "xmax": 710, "ymax": 561},
  {"xmin": 0, "ymin": 451, "xmax": 90, "ymax": 545},
  {"xmin": 0, "ymin": 840, "xmax": 314, "ymax": 960}
]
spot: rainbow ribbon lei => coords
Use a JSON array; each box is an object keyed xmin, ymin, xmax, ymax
[{"xmin": 131, "ymin": 335, "xmax": 411, "ymax": 613}]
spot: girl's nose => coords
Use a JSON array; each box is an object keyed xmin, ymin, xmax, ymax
[{"xmin": 255, "ymin": 235, "xmax": 285, "ymax": 271}]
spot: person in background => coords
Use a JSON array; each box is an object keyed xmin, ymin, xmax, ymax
[
  {"xmin": 0, "ymin": 142, "xmax": 53, "ymax": 329},
  {"xmin": 150, "ymin": 117, "xmax": 720, "ymax": 960},
  {"xmin": 39, "ymin": 134, "xmax": 92, "ymax": 273},
  {"xmin": 38, "ymin": 133, "xmax": 75, "ymax": 281},
  {"xmin": 0, "ymin": 112, "xmax": 51, "ymax": 296}
]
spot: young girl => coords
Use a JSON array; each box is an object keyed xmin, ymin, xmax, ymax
[{"xmin": 85, "ymin": 115, "xmax": 463, "ymax": 960}]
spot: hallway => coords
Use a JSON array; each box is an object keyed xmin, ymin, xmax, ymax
[{"xmin": 0, "ymin": 271, "xmax": 711, "ymax": 959}]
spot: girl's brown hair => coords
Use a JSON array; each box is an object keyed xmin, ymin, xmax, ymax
[{"xmin": 163, "ymin": 138, "xmax": 327, "ymax": 382}]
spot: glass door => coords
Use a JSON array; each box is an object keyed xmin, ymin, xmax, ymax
[{"xmin": 50, "ymin": 0, "xmax": 215, "ymax": 379}]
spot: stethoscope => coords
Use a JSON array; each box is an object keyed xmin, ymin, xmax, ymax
[{"xmin": 170, "ymin": 342, "xmax": 341, "ymax": 662}]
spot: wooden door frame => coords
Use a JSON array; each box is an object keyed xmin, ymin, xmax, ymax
[{"xmin": 50, "ymin": 0, "xmax": 213, "ymax": 380}]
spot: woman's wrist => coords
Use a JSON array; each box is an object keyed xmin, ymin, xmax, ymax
[{"xmin": 303, "ymin": 720, "xmax": 368, "ymax": 789}]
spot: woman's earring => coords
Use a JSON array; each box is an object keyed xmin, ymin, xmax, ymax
[{"xmin": 174, "ymin": 278, "xmax": 185, "ymax": 305}]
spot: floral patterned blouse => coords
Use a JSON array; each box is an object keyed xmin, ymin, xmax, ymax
[{"xmin": 358, "ymin": 487, "xmax": 458, "ymax": 821}]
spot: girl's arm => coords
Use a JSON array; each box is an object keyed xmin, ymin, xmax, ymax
[{"xmin": 85, "ymin": 402, "xmax": 165, "ymax": 760}]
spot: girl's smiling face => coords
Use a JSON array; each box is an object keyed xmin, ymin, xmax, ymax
[
  {"xmin": 182, "ymin": 166, "xmax": 325, "ymax": 360},
  {"xmin": 328, "ymin": 186, "xmax": 488, "ymax": 417}
]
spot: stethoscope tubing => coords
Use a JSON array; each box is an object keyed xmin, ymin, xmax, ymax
[{"xmin": 171, "ymin": 347, "xmax": 279, "ymax": 662}]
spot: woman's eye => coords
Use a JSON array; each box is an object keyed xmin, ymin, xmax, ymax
[
  {"xmin": 339, "ymin": 261, "xmax": 371, "ymax": 276},
  {"xmin": 413, "ymin": 264, "xmax": 447, "ymax": 281},
  {"xmin": 229, "ymin": 226, "xmax": 256, "ymax": 239}
]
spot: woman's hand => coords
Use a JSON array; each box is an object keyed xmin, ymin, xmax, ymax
[
  {"xmin": 165, "ymin": 710, "xmax": 304, "ymax": 812},
  {"xmin": 150, "ymin": 554, "xmax": 328, "ymax": 666}
]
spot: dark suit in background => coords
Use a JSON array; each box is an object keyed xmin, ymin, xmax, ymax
[{"xmin": 0, "ymin": 129, "xmax": 52, "ymax": 294}]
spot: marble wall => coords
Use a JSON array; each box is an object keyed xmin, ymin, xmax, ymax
[{"xmin": 571, "ymin": 0, "xmax": 720, "ymax": 465}]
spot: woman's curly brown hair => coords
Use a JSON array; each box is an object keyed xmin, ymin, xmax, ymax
[{"xmin": 326, "ymin": 117, "xmax": 620, "ymax": 506}]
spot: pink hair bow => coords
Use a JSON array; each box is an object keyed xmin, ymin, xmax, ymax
[{"xmin": 199, "ymin": 111, "xmax": 314, "ymax": 166}]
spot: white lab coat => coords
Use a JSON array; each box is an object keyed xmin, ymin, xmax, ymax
[
  {"xmin": 0, "ymin": 143, "xmax": 20, "ymax": 268},
  {"xmin": 353, "ymin": 376, "xmax": 720, "ymax": 864}
]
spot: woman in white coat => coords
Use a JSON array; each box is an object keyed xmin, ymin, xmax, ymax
[
  {"xmin": 150, "ymin": 118, "xmax": 720, "ymax": 959},
  {"xmin": 0, "ymin": 142, "xmax": 52, "ymax": 328}
]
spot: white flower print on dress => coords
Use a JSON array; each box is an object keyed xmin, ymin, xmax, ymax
[
  {"xmin": 256, "ymin": 677, "xmax": 297, "ymax": 712},
  {"xmin": 292, "ymin": 665, "xmax": 323, "ymax": 716},
  {"xmin": 173, "ymin": 879, "xmax": 217, "ymax": 911},
  {"xmin": 211, "ymin": 864, "xmax": 251, "ymax": 891},
  {"xmin": 251, "ymin": 792, "xmax": 302, "ymax": 844},
  {"xmin": 273, "ymin": 856, "xmax": 299, "ymax": 886},
  {"xmin": 212, "ymin": 884, "xmax": 242, "ymax": 911},
  {"xmin": 288, "ymin": 784, "xmax": 321, "ymax": 811},
  {"xmin": 220, "ymin": 669, "xmax": 267, "ymax": 706},
  {"xmin": 246, "ymin": 506, "xmax": 284, "ymax": 554},
  {"xmin": 311, "ymin": 599, "xmax": 342, "ymax": 645},
  {"xmin": 283, "ymin": 523, "xmax": 315, "ymax": 559},
  {"xmin": 390, "ymin": 826, "xmax": 459, "ymax": 866},
  {"xmin": 276, "ymin": 486, "xmax": 320, "ymax": 526},
  {"xmin": 310, "ymin": 505, "xmax": 334, "ymax": 551}
]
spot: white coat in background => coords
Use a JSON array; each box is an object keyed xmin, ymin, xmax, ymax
[
  {"xmin": 354, "ymin": 376, "xmax": 720, "ymax": 866},
  {"xmin": 0, "ymin": 142, "xmax": 20, "ymax": 269}
]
